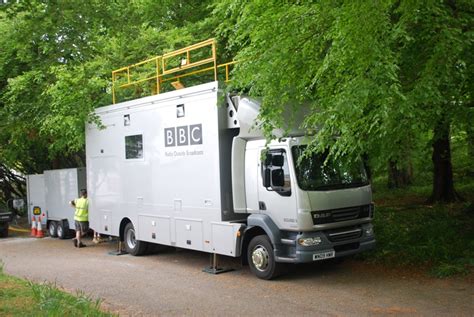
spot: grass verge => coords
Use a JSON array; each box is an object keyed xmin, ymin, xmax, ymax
[{"xmin": 0, "ymin": 264, "xmax": 114, "ymax": 316}]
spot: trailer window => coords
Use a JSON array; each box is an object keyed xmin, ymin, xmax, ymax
[{"xmin": 125, "ymin": 134, "xmax": 143, "ymax": 159}]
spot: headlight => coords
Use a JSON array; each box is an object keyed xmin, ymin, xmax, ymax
[
  {"xmin": 365, "ymin": 225, "xmax": 374, "ymax": 236},
  {"xmin": 370, "ymin": 203, "xmax": 375, "ymax": 218},
  {"xmin": 298, "ymin": 237, "xmax": 322, "ymax": 246}
]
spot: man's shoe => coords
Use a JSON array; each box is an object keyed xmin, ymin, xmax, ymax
[
  {"xmin": 72, "ymin": 238, "xmax": 78, "ymax": 247},
  {"xmin": 78, "ymin": 243, "xmax": 87, "ymax": 248}
]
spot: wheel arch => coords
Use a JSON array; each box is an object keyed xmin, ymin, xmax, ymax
[
  {"xmin": 119, "ymin": 217, "xmax": 132, "ymax": 242},
  {"xmin": 241, "ymin": 214, "xmax": 282, "ymax": 265}
]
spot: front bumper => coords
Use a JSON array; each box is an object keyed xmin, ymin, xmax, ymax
[{"xmin": 274, "ymin": 223, "xmax": 376, "ymax": 263}]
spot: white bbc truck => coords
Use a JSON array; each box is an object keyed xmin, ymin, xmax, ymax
[{"xmin": 86, "ymin": 40, "xmax": 375, "ymax": 279}]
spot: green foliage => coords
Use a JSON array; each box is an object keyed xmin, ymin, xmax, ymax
[
  {"xmin": 0, "ymin": 0, "xmax": 213, "ymax": 177},
  {"xmin": 370, "ymin": 204, "xmax": 473, "ymax": 268},
  {"xmin": 28, "ymin": 281, "xmax": 111, "ymax": 317},
  {"xmin": 1, "ymin": 0, "xmax": 471, "ymax": 190},
  {"xmin": 365, "ymin": 172, "xmax": 474, "ymax": 277},
  {"xmin": 0, "ymin": 264, "xmax": 113, "ymax": 316},
  {"xmin": 213, "ymin": 0, "xmax": 473, "ymax": 178}
]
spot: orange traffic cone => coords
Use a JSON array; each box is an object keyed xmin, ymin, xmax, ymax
[
  {"xmin": 36, "ymin": 216, "xmax": 44, "ymax": 238},
  {"xmin": 30, "ymin": 215, "xmax": 37, "ymax": 237}
]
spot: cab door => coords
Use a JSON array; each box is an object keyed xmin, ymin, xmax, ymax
[{"xmin": 257, "ymin": 148, "xmax": 297, "ymax": 230}]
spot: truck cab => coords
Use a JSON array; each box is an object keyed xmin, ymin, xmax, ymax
[{"xmin": 230, "ymin": 97, "xmax": 376, "ymax": 279}]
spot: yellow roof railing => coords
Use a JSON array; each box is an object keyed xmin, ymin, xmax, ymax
[{"xmin": 112, "ymin": 39, "xmax": 237, "ymax": 104}]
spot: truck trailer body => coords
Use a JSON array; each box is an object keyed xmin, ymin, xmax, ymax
[
  {"xmin": 27, "ymin": 168, "xmax": 86, "ymax": 238},
  {"xmin": 86, "ymin": 81, "xmax": 375, "ymax": 279}
]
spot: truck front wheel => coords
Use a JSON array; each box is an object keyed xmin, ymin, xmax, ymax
[
  {"xmin": 124, "ymin": 222, "xmax": 147, "ymax": 256},
  {"xmin": 247, "ymin": 235, "xmax": 282, "ymax": 280}
]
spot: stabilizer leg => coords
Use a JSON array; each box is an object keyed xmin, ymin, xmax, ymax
[{"xmin": 203, "ymin": 253, "xmax": 234, "ymax": 274}]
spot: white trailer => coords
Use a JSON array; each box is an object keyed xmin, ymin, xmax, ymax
[
  {"xmin": 27, "ymin": 168, "xmax": 87, "ymax": 238},
  {"xmin": 86, "ymin": 81, "xmax": 376, "ymax": 279},
  {"xmin": 26, "ymin": 173, "xmax": 47, "ymax": 227}
]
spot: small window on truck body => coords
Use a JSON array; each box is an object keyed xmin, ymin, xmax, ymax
[{"xmin": 125, "ymin": 134, "xmax": 143, "ymax": 159}]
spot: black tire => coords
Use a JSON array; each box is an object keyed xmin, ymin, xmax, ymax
[
  {"xmin": 0, "ymin": 223, "xmax": 8, "ymax": 238},
  {"xmin": 124, "ymin": 222, "xmax": 147, "ymax": 256},
  {"xmin": 247, "ymin": 235, "xmax": 283, "ymax": 280},
  {"xmin": 57, "ymin": 222, "xmax": 67, "ymax": 239},
  {"xmin": 48, "ymin": 221, "xmax": 58, "ymax": 238}
]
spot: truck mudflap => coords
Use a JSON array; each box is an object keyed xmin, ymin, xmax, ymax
[{"xmin": 274, "ymin": 223, "xmax": 376, "ymax": 264}]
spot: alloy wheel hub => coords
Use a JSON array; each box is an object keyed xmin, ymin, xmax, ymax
[{"xmin": 252, "ymin": 245, "xmax": 269, "ymax": 271}]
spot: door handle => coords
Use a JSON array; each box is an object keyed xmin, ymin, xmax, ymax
[{"xmin": 259, "ymin": 201, "xmax": 266, "ymax": 211}]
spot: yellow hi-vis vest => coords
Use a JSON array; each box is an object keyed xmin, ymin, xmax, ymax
[{"xmin": 74, "ymin": 197, "xmax": 89, "ymax": 222}]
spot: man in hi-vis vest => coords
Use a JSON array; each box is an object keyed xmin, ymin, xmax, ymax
[{"xmin": 70, "ymin": 189, "xmax": 88, "ymax": 248}]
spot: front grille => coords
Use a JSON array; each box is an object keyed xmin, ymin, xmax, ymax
[
  {"xmin": 327, "ymin": 226, "xmax": 362, "ymax": 242},
  {"xmin": 311, "ymin": 204, "xmax": 371, "ymax": 225},
  {"xmin": 332, "ymin": 207, "xmax": 360, "ymax": 222}
]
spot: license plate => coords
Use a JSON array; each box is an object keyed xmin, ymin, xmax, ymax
[{"xmin": 313, "ymin": 251, "xmax": 335, "ymax": 261}]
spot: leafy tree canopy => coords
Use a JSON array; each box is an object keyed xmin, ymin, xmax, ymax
[{"xmin": 0, "ymin": 0, "xmax": 472, "ymax": 203}]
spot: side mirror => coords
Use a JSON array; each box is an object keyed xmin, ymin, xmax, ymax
[
  {"xmin": 272, "ymin": 169, "xmax": 285, "ymax": 187},
  {"xmin": 272, "ymin": 154, "xmax": 284, "ymax": 167}
]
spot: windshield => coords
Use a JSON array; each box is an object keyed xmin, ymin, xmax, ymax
[{"xmin": 291, "ymin": 146, "xmax": 369, "ymax": 191}]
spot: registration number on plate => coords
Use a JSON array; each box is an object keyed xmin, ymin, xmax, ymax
[{"xmin": 313, "ymin": 251, "xmax": 335, "ymax": 261}]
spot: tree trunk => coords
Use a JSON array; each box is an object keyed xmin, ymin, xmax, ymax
[
  {"xmin": 467, "ymin": 114, "xmax": 474, "ymax": 159},
  {"xmin": 428, "ymin": 120, "xmax": 461, "ymax": 203},
  {"xmin": 387, "ymin": 160, "xmax": 413, "ymax": 189}
]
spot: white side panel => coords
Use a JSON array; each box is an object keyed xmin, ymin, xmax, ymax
[
  {"xmin": 138, "ymin": 215, "xmax": 171, "ymax": 245},
  {"xmin": 175, "ymin": 218, "xmax": 203, "ymax": 251},
  {"xmin": 231, "ymin": 137, "xmax": 247, "ymax": 213},
  {"xmin": 87, "ymin": 117, "xmax": 121, "ymax": 235},
  {"xmin": 211, "ymin": 222, "xmax": 243, "ymax": 256},
  {"xmin": 26, "ymin": 174, "xmax": 46, "ymax": 225},
  {"xmin": 44, "ymin": 168, "xmax": 84, "ymax": 229},
  {"xmin": 86, "ymin": 81, "xmax": 239, "ymax": 256},
  {"xmin": 244, "ymin": 146, "xmax": 260, "ymax": 213}
]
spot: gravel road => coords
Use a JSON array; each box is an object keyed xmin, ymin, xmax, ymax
[{"xmin": 1, "ymin": 236, "xmax": 472, "ymax": 316}]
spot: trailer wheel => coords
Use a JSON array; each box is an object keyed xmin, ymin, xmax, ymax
[
  {"xmin": 124, "ymin": 222, "xmax": 147, "ymax": 256},
  {"xmin": 248, "ymin": 235, "xmax": 282, "ymax": 280},
  {"xmin": 57, "ymin": 222, "xmax": 67, "ymax": 239},
  {"xmin": 48, "ymin": 221, "xmax": 58, "ymax": 238}
]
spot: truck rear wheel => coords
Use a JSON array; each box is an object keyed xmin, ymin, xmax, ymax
[
  {"xmin": 124, "ymin": 222, "xmax": 147, "ymax": 256},
  {"xmin": 57, "ymin": 221, "xmax": 67, "ymax": 239},
  {"xmin": 247, "ymin": 235, "xmax": 282, "ymax": 280},
  {"xmin": 48, "ymin": 221, "xmax": 58, "ymax": 238}
]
